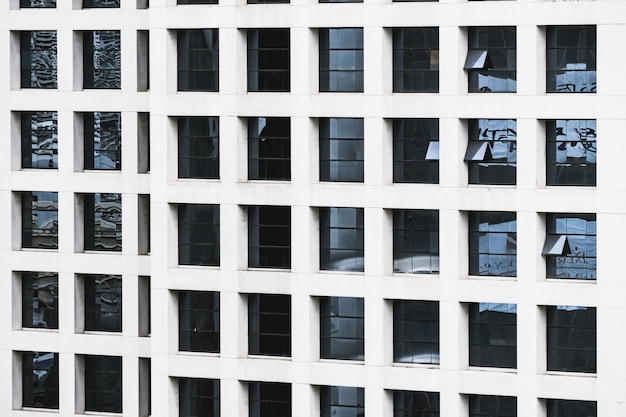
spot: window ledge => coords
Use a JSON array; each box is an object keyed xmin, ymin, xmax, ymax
[
  {"xmin": 19, "ymin": 327, "xmax": 58, "ymax": 333},
  {"xmin": 392, "ymin": 361, "xmax": 439, "ymax": 369},
  {"xmin": 467, "ymin": 274, "xmax": 516, "ymax": 281},
  {"xmin": 247, "ymin": 354, "xmax": 292, "ymax": 360},
  {"xmin": 319, "ymin": 358, "xmax": 364, "ymax": 365},
  {"xmin": 545, "ymin": 371, "xmax": 596, "ymax": 378},
  {"xmin": 467, "ymin": 366, "xmax": 517, "ymax": 374},
  {"xmin": 545, "ymin": 277, "xmax": 596, "ymax": 284},
  {"xmin": 177, "ymin": 351, "xmax": 220, "ymax": 357},
  {"xmin": 20, "ymin": 407, "xmax": 59, "ymax": 413}
]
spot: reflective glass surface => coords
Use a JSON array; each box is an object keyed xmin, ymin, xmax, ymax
[
  {"xmin": 248, "ymin": 117, "xmax": 290, "ymax": 180},
  {"xmin": 83, "ymin": 31, "xmax": 121, "ymax": 89},
  {"xmin": 21, "ymin": 31, "xmax": 57, "ymax": 88},
  {"xmin": 84, "ymin": 112, "xmax": 121, "ymax": 170},
  {"xmin": 178, "ymin": 29, "xmax": 219, "ymax": 91},
  {"xmin": 22, "ymin": 192, "xmax": 58, "ymax": 249},
  {"xmin": 22, "ymin": 272, "xmax": 58, "ymax": 329},
  {"xmin": 21, "ymin": 0, "xmax": 56, "ymax": 7},
  {"xmin": 84, "ymin": 193, "xmax": 122, "ymax": 251},
  {"xmin": 320, "ymin": 118, "xmax": 364, "ymax": 182},
  {"xmin": 178, "ymin": 117, "xmax": 219, "ymax": 179},
  {"xmin": 21, "ymin": 111, "xmax": 58, "ymax": 169},
  {"xmin": 321, "ymin": 386, "xmax": 364, "ymax": 417},
  {"xmin": 248, "ymin": 206, "xmax": 290, "ymax": 268},
  {"xmin": 85, "ymin": 355, "xmax": 122, "ymax": 413},
  {"xmin": 546, "ymin": 119, "xmax": 596, "ymax": 186},
  {"xmin": 319, "ymin": 28, "xmax": 363, "ymax": 92},
  {"xmin": 469, "ymin": 395, "xmax": 517, "ymax": 417},
  {"xmin": 84, "ymin": 274, "xmax": 122, "ymax": 332},
  {"xmin": 393, "ymin": 119, "xmax": 439, "ymax": 183},
  {"xmin": 467, "ymin": 119, "xmax": 517, "ymax": 185},
  {"xmin": 394, "ymin": 391, "xmax": 439, "ymax": 417},
  {"xmin": 547, "ymin": 26, "xmax": 596, "ymax": 93},
  {"xmin": 319, "ymin": 207, "xmax": 364, "ymax": 272},
  {"xmin": 393, "ymin": 300, "xmax": 439, "ymax": 364},
  {"xmin": 393, "ymin": 210, "xmax": 439, "ymax": 274},
  {"xmin": 178, "ymin": 204, "xmax": 220, "ymax": 266},
  {"xmin": 320, "ymin": 297, "xmax": 364, "ymax": 361},
  {"xmin": 179, "ymin": 291, "xmax": 220, "ymax": 353},
  {"xmin": 249, "ymin": 382, "xmax": 291, "ymax": 417},
  {"xmin": 547, "ymin": 306, "xmax": 596, "ymax": 373},
  {"xmin": 546, "ymin": 399, "xmax": 596, "ymax": 417},
  {"xmin": 469, "ymin": 303, "xmax": 517, "ymax": 369},
  {"xmin": 83, "ymin": 0, "xmax": 120, "ymax": 6},
  {"xmin": 393, "ymin": 28, "xmax": 439, "ymax": 93},
  {"xmin": 248, "ymin": 29, "xmax": 290, "ymax": 92},
  {"xmin": 469, "ymin": 211, "xmax": 517, "ymax": 276},
  {"xmin": 468, "ymin": 27, "xmax": 516, "ymax": 93},
  {"xmin": 179, "ymin": 378, "xmax": 220, "ymax": 417},
  {"xmin": 249, "ymin": 294, "xmax": 291, "ymax": 356},
  {"xmin": 546, "ymin": 213, "xmax": 596, "ymax": 279},
  {"xmin": 22, "ymin": 352, "xmax": 59, "ymax": 409}
]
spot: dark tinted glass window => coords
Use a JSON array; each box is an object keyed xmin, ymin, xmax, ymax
[
  {"xmin": 84, "ymin": 112, "xmax": 121, "ymax": 170},
  {"xmin": 83, "ymin": 0, "xmax": 120, "ymax": 6},
  {"xmin": 249, "ymin": 294, "xmax": 291, "ymax": 356},
  {"xmin": 546, "ymin": 399, "xmax": 596, "ymax": 417},
  {"xmin": 179, "ymin": 291, "xmax": 220, "ymax": 353},
  {"xmin": 469, "ymin": 395, "xmax": 516, "ymax": 417},
  {"xmin": 84, "ymin": 193, "xmax": 122, "ymax": 251},
  {"xmin": 394, "ymin": 390, "xmax": 439, "ymax": 417},
  {"xmin": 393, "ymin": 210, "xmax": 439, "ymax": 274},
  {"xmin": 320, "ymin": 297, "xmax": 364, "ymax": 361},
  {"xmin": 466, "ymin": 119, "xmax": 517, "ymax": 185},
  {"xmin": 21, "ymin": 0, "xmax": 56, "ymax": 6},
  {"xmin": 319, "ymin": 207, "xmax": 364, "ymax": 272},
  {"xmin": 178, "ymin": 204, "xmax": 220, "ymax": 266},
  {"xmin": 321, "ymin": 386, "xmax": 364, "ymax": 417},
  {"xmin": 85, "ymin": 355, "xmax": 122, "ymax": 413},
  {"xmin": 248, "ymin": 29, "xmax": 290, "ymax": 92},
  {"xmin": 546, "ymin": 120, "xmax": 596, "ymax": 186},
  {"xmin": 547, "ymin": 306, "xmax": 596, "ymax": 373},
  {"xmin": 393, "ymin": 300, "xmax": 439, "ymax": 364},
  {"xmin": 22, "ymin": 191, "xmax": 58, "ymax": 250},
  {"xmin": 84, "ymin": 274, "xmax": 122, "ymax": 332},
  {"xmin": 21, "ymin": 31, "xmax": 57, "ymax": 88},
  {"xmin": 178, "ymin": 117, "xmax": 219, "ymax": 179},
  {"xmin": 22, "ymin": 272, "xmax": 58, "ymax": 329},
  {"xmin": 248, "ymin": 117, "xmax": 290, "ymax": 180},
  {"xmin": 319, "ymin": 28, "xmax": 363, "ymax": 92},
  {"xmin": 178, "ymin": 29, "xmax": 219, "ymax": 92},
  {"xmin": 469, "ymin": 303, "xmax": 517, "ymax": 369},
  {"xmin": 249, "ymin": 382, "xmax": 291, "ymax": 417},
  {"xmin": 544, "ymin": 213, "xmax": 596, "ymax": 280},
  {"xmin": 393, "ymin": 119, "xmax": 438, "ymax": 183},
  {"xmin": 21, "ymin": 111, "xmax": 58, "ymax": 169},
  {"xmin": 180, "ymin": 378, "xmax": 220, "ymax": 417},
  {"xmin": 83, "ymin": 31, "xmax": 121, "ymax": 89},
  {"xmin": 22, "ymin": 351, "xmax": 59, "ymax": 409},
  {"xmin": 469, "ymin": 211, "xmax": 517, "ymax": 276},
  {"xmin": 320, "ymin": 118, "xmax": 364, "ymax": 182},
  {"xmin": 249, "ymin": 206, "xmax": 290, "ymax": 269},
  {"xmin": 467, "ymin": 27, "xmax": 516, "ymax": 93},
  {"xmin": 393, "ymin": 28, "xmax": 438, "ymax": 93},
  {"xmin": 547, "ymin": 26, "xmax": 596, "ymax": 93}
]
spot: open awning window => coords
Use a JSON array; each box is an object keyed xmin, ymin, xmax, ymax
[
  {"xmin": 425, "ymin": 141, "xmax": 439, "ymax": 160},
  {"xmin": 464, "ymin": 141, "xmax": 493, "ymax": 161},
  {"xmin": 464, "ymin": 50, "xmax": 492, "ymax": 70},
  {"xmin": 542, "ymin": 235, "xmax": 571, "ymax": 256}
]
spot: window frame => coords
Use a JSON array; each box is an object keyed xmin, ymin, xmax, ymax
[
  {"xmin": 319, "ymin": 118, "xmax": 364, "ymax": 183},
  {"xmin": 179, "ymin": 378, "xmax": 220, "ymax": 417},
  {"xmin": 393, "ymin": 300, "xmax": 439, "ymax": 365},
  {"xmin": 20, "ymin": 31, "xmax": 57, "ymax": 89},
  {"xmin": 177, "ymin": 29, "xmax": 219, "ymax": 92},
  {"xmin": 83, "ymin": 274, "xmax": 122, "ymax": 333},
  {"xmin": 393, "ymin": 209, "xmax": 439, "ymax": 274},
  {"xmin": 20, "ymin": 111, "xmax": 58, "ymax": 169},
  {"xmin": 468, "ymin": 395, "xmax": 517, "ymax": 417},
  {"xmin": 84, "ymin": 355, "xmax": 122, "ymax": 413},
  {"xmin": 466, "ymin": 26, "xmax": 516, "ymax": 93},
  {"xmin": 83, "ymin": 112, "xmax": 122, "ymax": 171},
  {"xmin": 178, "ymin": 204, "xmax": 220, "ymax": 266},
  {"xmin": 21, "ymin": 191, "xmax": 59, "ymax": 250},
  {"xmin": 248, "ymin": 117, "xmax": 291, "ymax": 181},
  {"xmin": 468, "ymin": 211, "xmax": 517, "ymax": 277},
  {"xmin": 546, "ymin": 119, "xmax": 596, "ymax": 186},
  {"xmin": 320, "ymin": 296, "xmax": 364, "ymax": 361},
  {"xmin": 546, "ymin": 25, "xmax": 596, "ymax": 93},
  {"xmin": 178, "ymin": 290, "xmax": 220, "ymax": 353},
  {"xmin": 394, "ymin": 390, "xmax": 440, "ymax": 417},
  {"xmin": 22, "ymin": 351, "xmax": 59, "ymax": 409},
  {"xmin": 248, "ymin": 206, "xmax": 291, "ymax": 269},
  {"xmin": 543, "ymin": 213, "xmax": 596, "ymax": 280},
  {"xmin": 546, "ymin": 399, "xmax": 596, "ymax": 417},
  {"xmin": 320, "ymin": 386, "xmax": 364, "ymax": 417},
  {"xmin": 466, "ymin": 119, "xmax": 517, "ymax": 185},
  {"xmin": 82, "ymin": 30, "xmax": 121, "ymax": 89},
  {"xmin": 83, "ymin": 0, "xmax": 120, "ymax": 7},
  {"xmin": 319, "ymin": 207, "xmax": 364, "ymax": 272},
  {"xmin": 178, "ymin": 116, "xmax": 220, "ymax": 179},
  {"xmin": 319, "ymin": 28, "xmax": 364, "ymax": 93},
  {"xmin": 469, "ymin": 303, "xmax": 517, "ymax": 369},
  {"xmin": 20, "ymin": 0, "xmax": 56, "ymax": 7},
  {"xmin": 392, "ymin": 27, "xmax": 439, "ymax": 93},
  {"xmin": 546, "ymin": 306, "xmax": 596, "ymax": 373},
  {"xmin": 393, "ymin": 118, "xmax": 439, "ymax": 184},
  {"xmin": 249, "ymin": 382, "xmax": 292, "ymax": 417},
  {"xmin": 22, "ymin": 271, "xmax": 59, "ymax": 330},
  {"xmin": 83, "ymin": 193, "xmax": 122, "ymax": 252},
  {"xmin": 248, "ymin": 294, "xmax": 291, "ymax": 356},
  {"xmin": 247, "ymin": 28, "xmax": 290, "ymax": 92}
]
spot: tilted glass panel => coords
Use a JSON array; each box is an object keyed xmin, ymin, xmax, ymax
[
  {"xmin": 545, "ymin": 213, "xmax": 596, "ymax": 279},
  {"xmin": 394, "ymin": 391, "xmax": 440, "ymax": 417},
  {"xmin": 393, "ymin": 119, "xmax": 439, "ymax": 183},
  {"xmin": 547, "ymin": 306, "xmax": 596, "ymax": 373},
  {"xmin": 84, "ymin": 193, "xmax": 122, "ymax": 251},
  {"xmin": 319, "ymin": 28, "xmax": 364, "ymax": 92},
  {"xmin": 178, "ymin": 204, "xmax": 220, "ymax": 266},
  {"xmin": 22, "ymin": 192, "xmax": 58, "ymax": 249},
  {"xmin": 84, "ymin": 112, "xmax": 121, "ymax": 170},
  {"xmin": 248, "ymin": 117, "xmax": 290, "ymax": 180},
  {"xmin": 546, "ymin": 119, "xmax": 596, "ymax": 186},
  {"xmin": 249, "ymin": 294, "xmax": 291, "ymax": 356},
  {"xmin": 179, "ymin": 378, "xmax": 220, "ymax": 417},
  {"xmin": 467, "ymin": 27, "xmax": 516, "ymax": 93},
  {"xmin": 178, "ymin": 117, "xmax": 219, "ymax": 179},
  {"xmin": 21, "ymin": 111, "xmax": 58, "ymax": 169},
  {"xmin": 547, "ymin": 26, "xmax": 596, "ymax": 93},
  {"xmin": 469, "ymin": 212, "xmax": 517, "ymax": 276},
  {"xmin": 546, "ymin": 399, "xmax": 596, "ymax": 417},
  {"xmin": 20, "ymin": 31, "xmax": 57, "ymax": 88},
  {"xmin": 248, "ymin": 29, "xmax": 290, "ymax": 92},
  {"xmin": 178, "ymin": 29, "xmax": 219, "ymax": 92},
  {"xmin": 84, "ymin": 355, "xmax": 122, "ymax": 413},
  {"xmin": 393, "ymin": 210, "xmax": 439, "ymax": 274},
  {"xmin": 22, "ymin": 272, "xmax": 58, "ymax": 329},
  {"xmin": 393, "ymin": 28, "xmax": 439, "ymax": 93},
  {"xmin": 469, "ymin": 303, "xmax": 517, "ymax": 369},
  {"xmin": 467, "ymin": 119, "xmax": 517, "ymax": 185},
  {"xmin": 320, "ymin": 118, "xmax": 364, "ymax": 182},
  {"xmin": 84, "ymin": 274, "xmax": 122, "ymax": 332},
  {"xmin": 22, "ymin": 352, "xmax": 59, "ymax": 409},
  {"xmin": 320, "ymin": 297, "xmax": 364, "ymax": 360},
  {"xmin": 319, "ymin": 207, "xmax": 364, "ymax": 272},
  {"xmin": 248, "ymin": 206, "xmax": 291, "ymax": 269},
  {"xmin": 179, "ymin": 291, "xmax": 220, "ymax": 353},
  {"xmin": 469, "ymin": 395, "xmax": 517, "ymax": 417},
  {"xmin": 321, "ymin": 386, "xmax": 364, "ymax": 417},
  {"xmin": 83, "ymin": 31, "xmax": 121, "ymax": 89},
  {"xmin": 393, "ymin": 300, "xmax": 439, "ymax": 364},
  {"xmin": 249, "ymin": 382, "xmax": 292, "ymax": 417}
]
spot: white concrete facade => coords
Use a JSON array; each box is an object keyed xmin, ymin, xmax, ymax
[{"xmin": 1, "ymin": 0, "xmax": 626, "ymax": 416}]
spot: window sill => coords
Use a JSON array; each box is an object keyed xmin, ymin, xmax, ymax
[
  {"xmin": 467, "ymin": 366, "xmax": 517, "ymax": 373},
  {"xmin": 248, "ymin": 354, "xmax": 291, "ymax": 360},
  {"xmin": 177, "ymin": 351, "xmax": 220, "ymax": 357},
  {"xmin": 319, "ymin": 358, "xmax": 364, "ymax": 364},
  {"xmin": 392, "ymin": 361, "xmax": 439, "ymax": 369},
  {"xmin": 545, "ymin": 370, "xmax": 596, "ymax": 378},
  {"xmin": 467, "ymin": 274, "xmax": 516, "ymax": 280},
  {"xmin": 545, "ymin": 277, "xmax": 596, "ymax": 284}
]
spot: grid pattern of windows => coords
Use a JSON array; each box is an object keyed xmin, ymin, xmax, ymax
[
  {"xmin": 84, "ymin": 112, "xmax": 121, "ymax": 170},
  {"xmin": 319, "ymin": 118, "xmax": 364, "ymax": 183},
  {"xmin": 543, "ymin": 213, "xmax": 596, "ymax": 280},
  {"xmin": 546, "ymin": 119, "xmax": 596, "ymax": 186},
  {"xmin": 179, "ymin": 291, "xmax": 220, "ymax": 353},
  {"xmin": 84, "ymin": 193, "xmax": 122, "ymax": 252},
  {"xmin": 22, "ymin": 272, "xmax": 58, "ymax": 329},
  {"xmin": 320, "ymin": 386, "xmax": 364, "ymax": 417},
  {"xmin": 469, "ymin": 212, "xmax": 517, "ymax": 277},
  {"xmin": 466, "ymin": 119, "xmax": 517, "ymax": 185},
  {"xmin": 546, "ymin": 26, "xmax": 596, "ymax": 93},
  {"xmin": 319, "ymin": 207, "xmax": 364, "ymax": 272},
  {"xmin": 469, "ymin": 303, "xmax": 517, "ymax": 369},
  {"xmin": 393, "ymin": 209, "xmax": 439, "ymax": 274},
  {"xmin": 178, "ymin": 117, "xmax": 219, "ymax": 179},
  {"xmin": 21, "ymin": 191, "xmax": 58, "ymax": 250},
  {"xmin": 179, "ymin": 378, "xmax": 220, "ymax": 417},
  {"xmin": 177, "ymin": 29, "xmax": 219, "ymax": 92},
  {"xmin": 20, "ymin": 31, "xmax": 57, "ymax": 89},
  {"xmin": 393, "ymin": 28, "xmax": 439, "ymax": 93},
  {"xmin": 20, "ymin": 111, "xmax": 58, "ymax": 169},
  {"xmin": 547, "ymin": 306, "xmax": 596, "ymax": 373},
  {"xmin": 22, "ymin": 351, "xmax": 59, "ymax": 409},
  {"xmin": 249, "ymin": 382, "xmax": 292, "ymax": 417},
  {"xmin": 393, "ymin": 300, "xmax": 439, "ymax": 364},
  {"xmin": 320, "ymin": 297, "xmax": 364, "ymax": 361},
  {"xmin": 248, "ymin": 29, "xmax": 290, "ymax": 92},
  {"xmin": 178, "ymin": 204, "xmax": 220, "ymax": 266},
  {"xmin": 83, "ymin": 31, "xmax": 121, "ymax": 89},
  {"xmin": 319, "ymin": 28, "xmax": 363, "ymax": 92},
  {"xmin": 466, "ymin": 27, "xmax": 516, "ymax": 93},
  {"xmin": 84, "ymin": 355, "xmax": 122, "ymax": 413},
  {"xmin": 248, "ymin": 117, "xmax": 290, "ymax": 180},
  {"xmin": 83, "ymin": 274, "xmax": 122, "ymax": 332},
  {"xmin": 248, "ymin": 206, "xmax": 291, "ymax": 269},
  {"xmin": 393, "ymin": 119, "xmax": 439, "ymax": 183},
  {"xmin": 248, "ymin": 294, "xmax": 291, "ymax": 356},
  {"xmin": 469, "ymin": 395, "xmax": 517, "ymax": 417},
  {"xmin": 394, "ymin": 391, "xmax": 439, "ymax": 417}
]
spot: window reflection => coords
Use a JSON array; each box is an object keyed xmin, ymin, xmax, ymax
[
  {"xmin": 547, "ymin": 26, "xmax": 596, "ymax": 93},
  {"xmin": 22, "ymin": 192, "xmax": 58, "ymax": 250},
  {"xmin": 21, "ymin": 31, "xmax": 57, "ymax": 88},
  {"xmin": 84, "ymin": 355, "xmax": 122, "ymax": 413},
  {"xmin": 249, "ymin": 382, "xmax": 291, "ymax": 417},
  {"xmin": 320, "ymin": 297, "xmax": 364, "ymax": 361},
  {"xmin": 547, "ymin": 306, "xmax": 596, "ymax": 373},
  {"xmin": 466, "ymin": 119, "xmax": 517, "ymax": 185},
  {"xmin": 84, "ymin": 274, "xmax": 122, "ymax": 332},
  {"xmin": 319, "ymin": 207, "xmax": 364, "ymax": 272},
  {"xmin": 393, "ymin": 300, "xmax": 439, "ymax": 364},
  {"xmin": 178, "ymin": 204, "xmax": 220, "ymax": 266},
  {"xmin": 84, "ymin": 193, "xmax": 122, "ymax": 251},
  {"xmin": 21, "ymin": 0, "xmax": 56, "ymax": 7},
  {"xmin": 546, "ymin": 119, "xmax": 596, "ymax": 186},
  {"xmin": 179, "ymin": 378, "xmax": 220, "ymax": 417},
  {"xmin": 469, "ymin": 212, "xmax": 517, "ymax": 277},
  {"xmin": 248, "ymin": 29, "xmax": 290, "ymax": 92},
  {"xmin": 319, "ymin": 28, "xmax": 363, "ymax": 92},
  {"xmin": 22, "ymin": 272, "xmax": 58, "ymax": 329},
  {"xmin": 394, "ymin": 391, "xmax": 439, "ymax": 417},
  {"xmin": 320, "ymin": 386, "xmax": 364, "ymax": 417},
  {"xmin": 469, "ymin": 303, "xmax": 517, "ymax": 369},
  {"xmin": 248, "ymin": 117, "xmax": 290, "ymax": 180},
  {"xmin": 393, "ymin": 119, "xmax": 439, "ymax": 184},
  {"xmin": 393, "ymin": 28, "xmax": 439, "ymax": 93},
  {"xmin": 83, "ymin": 30, "xmax": 121, "ymax": 89},
  {"xmin": 466, "ymin": 27, "xmax": 516, "ymax": 93},
  {"xmin": 21, "ymin": 111, "xmax": 58, "ymax": 169},
  {"xmin": 320, "ymin": 118, "xmax": 364, "ymax": 183},
  {"xmin": 84, "ymin": 112, "xmax": 121, "ymax": 170},
  {"xmin": 393, "ymin": 210, "xmax": 439, "ymax": 274},
  {"xmin": 178, "ymin": 117, "xmax": 219, "ymax": 179},
  {"xmin": 22, "ymin": 351, "xmax": 59, "ymax": 409},
  {"xmin": 249, "ymin": 294, "xmax": 291, "ymax": 356},
  {"xmin": 544, "ymin": 213, "xmax": 596, "ymax": 280},
  {"xmin": 178, "ymin": 29, "xmax": 219, "ymax": 92},
  {"xmin": 178, "ymin": 291, "xmax": 220, "ymax": 353}
]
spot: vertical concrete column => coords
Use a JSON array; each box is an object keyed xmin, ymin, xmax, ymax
[
  {"xmin": 364, "ymin": 26, "xmax": 386, "ymax": 96},
  {"xmin": 121, "ymin": 29, "xmax": 138, "ymax": 92},
  {"xmin": 292, "ymin": 294, "xmax": 318, "ymax": 362},
  {"xmin": 439, "ymin": 118, "xmax": 466, "ymax": 189},
  {"xmin": 364, "ymin": 117, "xmax": 384, "ymax": 186},
  {"xmin": 439, "ymin": 25, "xmax": 465, "ymax": 96},
  {"xmin": 516, "ymin": 118, "xmax": 543, "ymax": 190},
  {"xmin": 123, "ymin": 355, "xmax": 140, "ymax": 417},
  {"xmin": 517, "ymin": 25, "xmax": 544, "ymax": 97},
  {"xmin": 122, "ymin": 111, "xmax": 139, "ymax": 175},
  {"xmin": 123, "ymin": 193, "xmax": 139, "ymax": 256}
]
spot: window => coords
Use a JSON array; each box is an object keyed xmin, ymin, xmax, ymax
[
  {"xmin": 543, "ymin": 213, "xmax": 596, "ymax": 280},
  {"xmin": 247, "ymin": 0, "xmax": 288, "ymax": 4},
  {"xmin": 83, "ymin": 30, "xmax": 121, "ymax": 89},
  {"xmin": 20, "ymin": 31, "xmax": 57, "ymax": 88},
  {"xmin": 179, "ymin": 378, "xmax": 220, "ymax": 417},
  {"xmin": 248, "ymin": 117, "xmax": 290, "ymax": 180},
  {"xmin": 83, "ymin": 0, "xmax": 120, "ymax": 6},
  {"xmin": 22, "ymin": 272, "xmax": 58, "ymax": 329},
  {"xmin": 320, "ymin": 297, "xmax": 364, "ymax": 361},
  {"xmin": 546, "ymin": 399, "xmax": 596, "ymax": 417},
  {"xmin": 248, "ymin": 29, "xmax": 290, "ymax": 92},
  {"xmin": 394, "ymin": 391, "xmax": 439, "ymax": 417},
  {"xmin": 249, "ymin": 382, "xmax": 291, "ymax": 417},
  {"xmin": 466, "ymin": 119, "xmax": 517, "ymax": 185},
  {"xmin": 320, "ymin": 386, "xmax": 364, "ymax": 417},
  {"xmin": 84, "ymin": 355, "xmax": 122, "ymax": 413},
  {"xmin": 178, "ymin": 116, "xmax": 219, "ymax": 179},
  {"xmin": 84, "ymin": 193, "xmax": 122, "ymax": 251},
  {"xmin": 22, "ymin": 191, "xmax": 58, "ymax": 250},
  {"xmin": 248, "ymin": 206, "xmax": 291, "ymax": 269},
  {"xmin": 84, "ymin": 112, "xmax": 121, "ymax": 170},
  {"xmin": 469, "ymin": 395, "xmax": 516, "ymax": 417},
  {"xmin": 179, "ymin": 291, "xmax": 219, "ymax": 353},
  {"xmin": 547, "ymin": 26, "xmax": 596, "ymax": 93},
  {"xmin": 547, "ymin": 306, "xmax": 596, "ymax": 373},
  {"xmin": 22, "ymin": 351, "xmax": 59, "ymax": 409},
  {"xmin": 393, "ymin": 209, "xmax": 439, "ymax": 274},
  {"xmin": 83, "ymin": 274, "xmax": 122, "ymax": 332},
  {"xmin": 21, "ymin": 111, "xmax": 58, "ymax": 169},
  {"xmin": 469, "ymin": 303, "xmax": 517, "ymax": 369},
  {"xmin": 319, "ymin": 118, "xmax": 364, "ymax": 182},
  {"xmin": 178, "ymin": 0, "xmax": 217, "ymax": 3},
  {"xmin": 178, "ymin": 204, "xmax": 220, "ymax": 266},
  {"xmin": 178, "ymin": 29, "xmax": 219, "ymax": 92},
  {"xmin": 465, "ymin": 27, "xmax": 516, "ymax": 93},
  {"xmin": 546, "ymin": 119, "xmax": 596, "ymax": 186},
  {"xmin": 393, "ymin": 28, "xmax": 439, "ymax": 93},
  {"xmin": 393, "ymin": 300, "xmax": 439, "ymax": 364},
  {"xmin": 20, "ymin": 0, "xmax": 55, "ymax": 6},
  {"xmin": 393, "ymin": 119, "xmax": 439, "ymax": 183},
  {"xmin": 469, "ymin": 211, "xmax": 517, "ymax": 277},
  {"xmin": 319, "ymin": 28, "xmax": 363, "ymax": 92},
  {"xmin": 319, "ymin": 207, "xmax": 364, "ymax": 272},
  {"xmin": 249, "ymin": 294, "xmax": 291, "ymax": 356}
]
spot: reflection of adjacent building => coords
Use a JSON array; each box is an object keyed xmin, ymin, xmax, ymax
[{"xmin": 88, "ymin": 193, "xmax": 122, "ymax": 251}]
